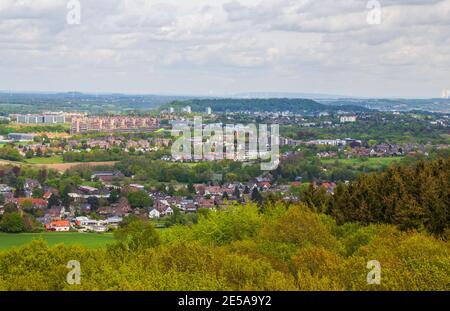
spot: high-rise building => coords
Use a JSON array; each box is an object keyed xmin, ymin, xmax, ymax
[{"xmin": 15, "ymin": 114, "xmax": 66, "ymax": 124}]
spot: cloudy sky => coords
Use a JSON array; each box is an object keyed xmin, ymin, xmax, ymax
[{"xmin": 0, "ymin": 0, "xmax": 449, "ymax": 97}]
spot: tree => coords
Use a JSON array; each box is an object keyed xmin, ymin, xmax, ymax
[
  {"xmin": 113, "ymin": 218, "xmax": 160, "ymax": 252},
  {"xmin": 14, "ymin": 177, "xmax": 26, "ymax": 198},
  {"xmin": 187, "ymin": 182, "xmax": 196, "ymax": 194},
  {"xmin": 47, "ymin": 194, "xmax": 61, "ymax": 209},
  {"xmin": 108, "ymin": 188, "xmax": 120, "ymax": 204},
  {"xmin": 167, "ymin": 184, "xmax": 175, "ymax": 196},
  {"xmin": 87, "ymin": 197, "xmax": 100, "ymax": 212},
  {"xmin": 128, "ymin": 190, "xmax": 152, "ymax": 209},
  {"xmin": 251, "ymin": 187, "xmax": 263, "ymax": 206},
  {"xmin": 25, "ymin": 150, "xmax": 34, "ymax": 159},
  {"xmin": 3, "ymin": 202, "xmax": 18, "ymax": 214},
  {"xmin": 222, "ymin": 191, "xmax": 229, "ymax": 200},
  {"xmin": 32, "ymin": 187, "xmax": 44, "ymax": 199},
  {"xmin": 0, "ymin": 212, "xmax": 26, "ymax": 233},
  {"xmin": 37, "ymin": 169, "xmax": 47, "ymax": 184},
  {"xmin": 21, "ymin": 199, "xmax": 33, "ymax": 210},
  {"xmin": 0, "ymin": 193, "xmax": 4, "ymax": 205},
  {"xmin": 0, "ymin": 146, "xmax": 23, "ymax": 162},
  {"xmin": 233, "ymin": 186, "xmax": 241, "ymax": 199}
]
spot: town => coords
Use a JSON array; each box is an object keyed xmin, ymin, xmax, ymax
[{"xmin": 0, "ymin": 100, "xmax": 448, "ymax": 235}]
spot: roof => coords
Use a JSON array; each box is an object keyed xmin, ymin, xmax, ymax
[
  {"xmin": 79, "ymin": 185, "xmax": 98, "ymax": 192},
  {"xmin": 48, "ymin": 220, "xmax": 70, "ymax": 228}
]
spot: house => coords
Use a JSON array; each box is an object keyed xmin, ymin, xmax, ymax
[
  {"xmin": 106, "ymin": 216, "xmax": 123, "ymax": 228},
  {"xmin": 110, "ymin": 197, "xmax": 132, "ymax": 217},
  {"xmin": 46, "ymin": 220, "xmax": 70, "ymax": 232},
  {"xmin": 155, "ymin": 199, "xmax": 171, "ymax": 211},
  {"xmin": 0, "ymin": 184, "xmax": 13, "ymax": 193},
  {"xmin": 91, "ymin": 171, "xmax": 125, "ymax": 183},
  {"xmin": 46, "ymin": 206, "xmax": 66, "ymax": 221},
  {"xmin": 68, "ymin": 187, "xmax": 110, "ymax": 201},
  {"xmin": 43, "ymin": 191, "xmax": 53, "ymax": 200},
  {"xmin": 75, "ymin": 216, "xmax": 96, "ymax": 226},
  {"xmin": 79, "ymin": 185, "xmax": 99, "ymax": 194},
  {"xmin": 129, "ymin": 184, "xmax": 145, "ymax": 191},
  {"xmin": 257, "ymin": 181, "xmax": 271, "ymax": 189},
  {"xmin": 24, "ymin": 179, "xmax": 41, "ymax": 191},
  {"xmin": 194, "ymin": 184, "xmax": 206, "ymax": 195},
  {"xmin": 160, "ymin": 206, "xmax": 174, "ymax": 216},
  {"xmin": 320, "ymin": 182, "xmax": 337, "ymax": 194},
  {"xmin": 149, "ymin": 209, "xmax": 161, "ymax": 219},
  {"xmin": 91, "ymin": 225, "xmax": 108, "ymax": 233},
  {"xmin": 197, "ymin": 198, "xmax": 215, "ymax": 209}
]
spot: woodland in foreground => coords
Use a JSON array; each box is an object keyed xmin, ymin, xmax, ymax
[{"xmin": 0, "ymin": 157, "xmax": 449, "ymax": 291}]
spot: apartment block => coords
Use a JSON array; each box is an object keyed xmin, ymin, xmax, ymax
[{"xmin": 71, "ymin": 116, "xmax": 160, "ymax": 134}]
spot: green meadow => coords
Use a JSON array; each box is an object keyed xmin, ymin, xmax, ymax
[
  {"xmin": 24, "ymin": 155, "xmax": 64, "ymax": 164},
  {"xmin": 0, "ymin": 232, "xmax": 115, "ymax": 251}
]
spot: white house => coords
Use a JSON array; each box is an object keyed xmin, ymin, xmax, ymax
[
  {"xmin": 149, "ymin": 209, "xmax": 161, "ymax": 219},
  {"xmin": 162, "ymin": 206, "xmax": 174, "ymax": 216}
]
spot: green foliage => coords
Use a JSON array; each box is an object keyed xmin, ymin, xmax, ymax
[
  {"xmin": 0, "ymin": 212, "xmax": 26, "ymax": 233},
  {"xmin": 0, "ymin": 203, "xmax": 448, "ymax": 291},
  {"xmin": 0, "ymin": 146, "xmax": 23, "ymax": 162},
  {"xmin": 112, "ymin": 218, "xmax": 160, "ymax": 252},
  {"xmin": 127, "ymin": 190, "xmax": 153, "ymax": 209},
  {"xmin": 192, "ymin": 204, "xmax": 263, "ymax": 246},
  {"xmin": 62, "ymin": 149, "xmax": 125, "ymax": 162},
  {"xmin": 328, "ymin": 157, "xmax": 450, "ymax": 236},
  {"xmin": 162, "ymin": 98, "xmax": 368, "ymax": 114}
]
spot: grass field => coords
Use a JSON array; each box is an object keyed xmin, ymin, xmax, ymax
[
  {"xmin": 0, "ymin": 232, "xmax": 115, "ymax": 251},
  {"xmin": 0, "ymin": 159, "xmax": 118, "ymax": 172},
  {"xmin": 25, "ymin": 155, "xmax": 64, "ymax": 164}
]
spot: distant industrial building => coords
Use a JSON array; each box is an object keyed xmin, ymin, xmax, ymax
[
  {"xmin": 8, "ymin": 133, "xmax": 36, "ymax": 141},
  {"xmin": 15, "ymin": 114, "xmax": 66, "ymax": 124},
  {"xmin": 71, "ymin": 116, "xmax": 160, "ymax": 134},
  {"xmin": 183, "ymin": 106, "xmax": 192, "ymax": 113}
]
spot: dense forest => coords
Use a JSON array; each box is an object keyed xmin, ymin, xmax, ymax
[
  {"xmin": 301, "ymin": 157, "xmax": 450, "ymax": 236},
  {"xmin": 163, "ymin": 99, "xmax": 371, "ymax": 114},
  {"xmin": 0, "ymin": 203, "xmax": 448, "ymax": 291}
]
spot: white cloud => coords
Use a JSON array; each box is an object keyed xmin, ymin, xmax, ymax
[{"xmin": 0, "ymin": 0, "xmax": 449, "ymax": 97}]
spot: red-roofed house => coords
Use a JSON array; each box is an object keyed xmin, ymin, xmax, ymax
[{"xmin": 46, "ymin": 220, "xmax": 70, "ymax": 232}]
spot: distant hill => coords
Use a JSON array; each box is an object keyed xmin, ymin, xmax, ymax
[
  {"xmin": 317, "ymin": 98, "xmax": 450, "ymax": 114},
  {"xmin": 232, "ymin": 92, "xmax": 354, "ymax": 100},
  {"xmin": 163, "ymin": 98, "xmax": 371, "ymax": 114}
]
